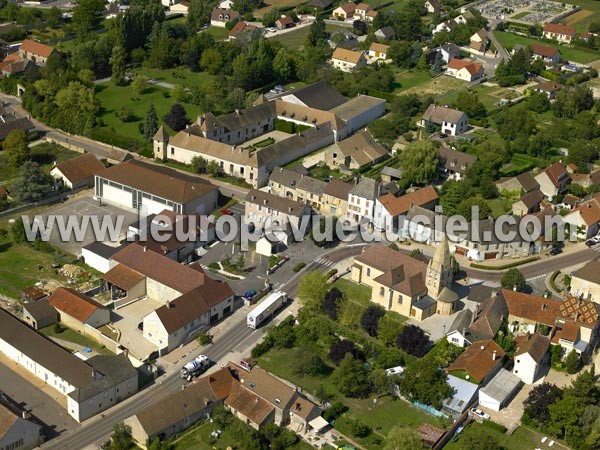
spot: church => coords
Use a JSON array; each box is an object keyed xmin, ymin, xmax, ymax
[{"xmin": 350, "ymin": 238, "xmax": 458, "ymax": 320}]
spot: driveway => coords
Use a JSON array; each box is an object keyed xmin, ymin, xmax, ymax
[
  {"xmin": 0, "ymin": 356, "xmax": 79, "ymax": 440},
  {"xmin": 38, "ymin": 195, "xmax": 139, "ymax": 255},
  {"xmin": 111, "ymin": 298, "xmax": 165, "ymax": 360}
]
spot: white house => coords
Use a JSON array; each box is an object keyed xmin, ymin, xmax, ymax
[
  {"xmin": 534, "ymin": 162, "xmax": 570, "ymax": 201},
  {"xmin": 331, "ymin": 47, "xmax": 366, "ymax": 72},
  {"xmin": 347, "ymin": 178, "xmax": 380, "ymax": 225},
  {"xmin": 81, "ymin": 241, "xmax": 123, "ymax": 273},
  {"xmin": 0, "ymin": 308, "xmax": 138, "ymax": 423},
  {"xmin": 169, "ymin": 1, "xmax": 190, "ymax": 15},
  {"xmin": 445, "ymin": 309, "xmax": 473, "ymax": 347},
  {"xmin": 446, "ymin": 58, "xmax": 484, "ymax": 82},
  {"xmin": 332, "ymin": 2, "xmax": 356, "ymax": 21},
  {"xmin": 570, "ymin": 258, "xmax": 600, "ymax": 302},
  {"xmin": 94, "ymin": 160, "xmax": 219, "ymax": 215},
  {"xmin": 543, "ymin": 22, "xmax": 575, "ymax": 43},
  {"xmin": 478, "ymin": 369, "xmax": 522, "ymax": 411},
  {"xmin": 368, "ymin": 42, "xmax": 390, "ymax": 61},
  {"xmin": 564, "ymin": 194, "xmax": 600, "ymax": 239},
  {"xmin": 420, "ymin": 104, "xmax": 469, "ymax": 136},
  {"xmin": 373, "ymin": 186, "xmax": 438, "ymax": 233},
  {"xmin": 210, "ymin": 8, "xmax": 240, "ymax": 27},
  {"xmin": 50, "ymin": 153, "xmax": 105, "ymax": 190},
  {"xmin": 424, "ymin": 0, "xmax": 441, "ymax": 13},
  {"xmin": 512, "ymin": 334, "xmax": 550, "ymax": 384}
]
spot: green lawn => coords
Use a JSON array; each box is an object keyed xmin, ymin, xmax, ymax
[
  {"xmin": 135, "ymin": 66, "xmax": 218, "ymax": 89},
  {"xmin": 95, "ymin": 81, "xmax": 202, "ymax": 141},
  {"xmin": 437, "ymin": 84, "xmax": 502, "ymax": 110},
  {"xmin": 331, "ymin": 278, "xmax": 372, "ymax": 304},
  {"xmin": 257, "ymin": 346, "xmax": 441, "ymax": 449},
  {"xmin": 445, "ymin": 423, "xmax": 569, "ymax": 450},
  {"xmin": 271, "ymin": 24, "xmax": 350, "ymax": 50},
  {"xmin": 173, "ymin": 420, "xmax": 313, "ymax": 449},
  {"xmin": 40, "ymin": 325, "xmax": 114, "ymax": 355},
  {"xmin": 0, "ymin": 240, "xmax": 60, "ymax": 299},
  {"xmin": 563, "ymin": 1, "xmax": 600, "ymax": 32},
  {"xmin": 493, "ymin": 31, "xmax": 600, "ymax": 64},
  {"xmin": 393, "ymin": 69, "xmax": 434, "ymax": 94},
  {"xmin": 202, "ymin": 26, "xmax": 231, "ymax": 41},
  {"xmin": 0, "ymin": 142, "xmax": 80, "ymax": 187},
  {"xmin": 487, "ymin": 198, "xmax": 512, "ymax": 218}
]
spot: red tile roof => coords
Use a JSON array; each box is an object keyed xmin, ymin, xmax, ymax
[
  {"xmin": 446, "ymin": 340, "xmax": 505, "ymax": 382},
  {"xmin": 52, "ymin": 153, "xmax": 105, "ymax": 184},
  {"xmin": 502, "ymin": 289, "xmax": 561, "ymax": 326},
  {"xmin": 19, "ymin": 39, "xmax": 56, "ymax": 58},
  {"xmin": 48, "ymin": 287, "xmax": 107, "ymax": 323},
  {"xmin": 544, "ymin": 22, "xmax": 575, "ymax": 37},
  {"xmin": 543, "ymin": 162, "xmax": 569, "ymax": 188},
  {"xmin": 378, "ymin": 186, "xmax": 438, "ymax": 217}
]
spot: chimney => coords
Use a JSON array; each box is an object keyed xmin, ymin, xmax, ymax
[
  {"xmin": 143, "ymin": 246, "xmax": 147, "ymax": 253},
  {"xmin": 167, "ymin": 300, "xmax": 172, "ymax": 309},
  {"xmin": 251, "ymin": 195, "xmax": 256, "ymax": 202},
  {"xmin": 235, "ymin": 109, "xmax": 240, "ymax": 115},
  {"xmin": 492, "ymin": 350, "xmax": 497, "ymax": 361},
  {"xmin": 288, "ymin": 206, "xmax": 292, "ymax": 213},
  {"xmin": 542, "ymin": 303, "xmax": 546, "ymax": 310},
  {"xmin": 198, "ymin": 115, "xmax": 204, "ymax": 127},
  {"xmin": 480, "ymin": 345, "xmax": 485, "ymax": 350},
  {"xmin": 263, "ymin": 199, "xmax": 267, "ymax": 205},
  {"xmin": 22, "ymin": 411, "xmax": 28, "ymax": 420},
  {"xmin": 513, "ymin": 285, "xmax": 517, "ymax": 291}
]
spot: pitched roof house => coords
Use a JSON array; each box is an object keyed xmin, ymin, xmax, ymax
[
  {"xmin": 543, "ymin": 22, "xmax": 575, "ymax": 43},
  {"xmin": 331, "ymin": 48, "xmax": 366, "ymax": 72},
  {"xmin": 50, "ymin": 153, "xmax": 105, "ymax": 190},
  {"xmin": 18, "ymin": 39, "xmax": 56, "ymax": 66},
  {"xmin": 420, "ymin": 104, "xmax": 469, "ymax": 136},
  {"xmin": 368, "ymin": 42, "xmax": 390, "ymax": 60},
  {"xmin": 48, "ymin": 287, "xmax": 110, "ymax": 329},
  {"xmin": 332, "ymin": 2, "xmax": 357, "ymax": 20},
  {"xmin": 513, "ymin": 333, "xmax": 550, "ymax": 384},
  {"xmin": 446, "ymin": 58, "xmax": 484, "ymax": 82},
  {"xmin": 469, "ymin": 294, "xmax": 508, "ymax": 341},
  {"xmin": 373, "ymin": 186, "xmax": 439, "ymax": 232},
  {"xmin": 210, "ymin": 8, "xmax": 240, "ymax": 27},
  {"xmin": 496, "ymin": 172, "xmax": 539, "ymax": 195},
  {"xmin": 228, "ymin": 21, "xmax": 257, "ymax": 39},
  {"xmin": 564, "ymin": 194, "xmax": 600, "ymax": 239},
  {"xmin": 446, "ymin": 340, "xmax": 505, "ymax": 384},
  {"xmin": 530, "ymin": 43, "xmax": 561, "ymax": 64},
  {"xmin": 0, "ymin": 393, "xmax": 44, "ymax": 450},
  {"xmin": 328, "ymin": 130, "xmax": 387, "ymax": 170},
  {"xmin": 535, "ymin": 162, "xmax": 570, "ymax": 200},
  {"xmin": 438, "ymin": 146, "xmax": 477, "ymax": 180},
  {"xmin": 570, "ymin": 258, "xmax": 600, "ymax": 302}
]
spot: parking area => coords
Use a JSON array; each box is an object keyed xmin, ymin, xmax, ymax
[
  {"xmin": 39, "ymin": 195, "xmax": 139, "ymax": 255},
  {"xmin": 0, "ymin": 356, "xmax": 79, "ymax": 439},
  {"xmin": 111, "ymin": 298, "xmax": 164, "ymax": 360}
]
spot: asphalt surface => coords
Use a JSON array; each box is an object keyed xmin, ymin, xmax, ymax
[{"xmin": 39, "ymin": 244, "xmax": 363, "ymax": 449}]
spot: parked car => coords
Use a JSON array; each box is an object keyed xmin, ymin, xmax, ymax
[
  {"xmin": 220, "ymin": 208, "xmax": 233, "ymax": 215},
  {"xmin": 549, "ymin": 247, "xmax": 562, "ymax": 256},
  {"xmin": 439, "ymin": 133, "xmax": 448, "ymax": 138},
  {"xmin": 470, "ymin": 408, "xmax": 490, "ymax": 420},
  {"xmin": 586, "ymin": 240, "xmax": 596, "ymax": 247},
  {"xmin": 244, "ymin": 289, "xmax": 257, "ymax": 299}
]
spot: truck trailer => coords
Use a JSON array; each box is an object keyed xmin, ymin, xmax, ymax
[{"xmin": 247, "ymin": 291, "xmax": 287, "ymax": 329}]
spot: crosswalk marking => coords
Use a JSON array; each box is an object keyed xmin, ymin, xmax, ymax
[
  {"xmin": 315, "ymin": 257, "xmax": 335, "ymax": 267},
  {"xmin": 526, "ymin": 273, "xmax": 547, "ymax": 281}
]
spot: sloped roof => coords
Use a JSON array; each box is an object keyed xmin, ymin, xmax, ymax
[
  {"xmin": 134, "ymin": 367, "xmax": 232, "ymax": 436},
  {"xmin": 337, "ymin": 2, "xmax": 357, "ymax": 13},
  {"xmin": 233, "ymin": 363, "xmax": 297, "ymax": 409},
  {"xmin": 422, "ymin": 104, "xmax": 466, "ymax": 125},
  {"xmin": 323, "ymin": 179, "xmax": 353, "ymax": 200},
  {"xmin": 535, "ymin": 80, "xmax": 564, "ymax": 93},
  {"xmin": 225, "ymin": 380, "xmax": 274, "ymax": 426},
  {"xmin": 378, "ymin": 186, "xmax": 439, "ymax": 217},
  {"xmin": 572, "ymin": 258, "xmax": 600, "ymax": 284},
  {"xmin": 23, "ymin": 297, "xmax": 57, "ymax": 322},
  {"xmin": 97, "ymin": 160, "xmax": 218, "ymax": 205},
  {"xmin": 544, "ymin": 22, "xmax": 575, "ymax": 36},
  {"xmin": 469, "ymin": 294, "xmax": 508, "ymax": 341},
  {"xmin": 332, "ymin": 47, "xmax": 364, "ymax": 65},
  {"xmin": 501, "ymin": 289, "xmax": 560, "ymax": 326},
  {"xmin": 337, "ymin": 130, "xmax": 387, "ymax": 167},
  {"xmin": 373, "ymin": 265, "xmax": 427, "ymax": 297},
  {"xmin": 210, "ymin": 8, "xmax": 240, "ymax": 22},
  {"xmin": 350, "ymin": 176, "xmax": 379, "ymax": 199},
  {"xmin": 515, "ymin": 333, "xmax": 550, "ymax": 363},
  {"xmin": 541, "ymin": 162, "xmax": 569, "ymax": 188},
  {"xmin": 447, "ymin": 340, "xmax": 505, "ymax": 382},
  {"xmin": 53, "ymin": 153, "xmax": 105, "ymax": 184},
  {"xmin": 279, "ymin": 81, "xmax": 347, "ymax": 111},
  {"xmin": 48, "ymin": 287, "xmax": 108, "ymax": 323},
  {"xmin": 560, "ymin": 295, "xmax": 600, "ymax": 328},
  {"xmin": 246, "ymin": 189, "xmax": 308, "ymax": 217},
  {"xmin": 19, "ymin": 39, "xmax": 56, "ymax": 58},
  {"xmin": 438, "ymin": 146, "xmax": 477, "ymax": 175},
  {"xmin": 531, "ymin": 43, "xmax": 560, "ymax": 58},
  {"xmin": 103, "ymin": 264, "xmax": 146, "ymax": 290},
  {"xmin": 566, "ymin": 194, "xmax": 600, "ymax": 226},
  {"xmin": 517, "ymin": 190, "xmax": 544, "ymax": 209},
  {"xmin": 369, "ymin": 42, "xmax": 389, "ymax": 54},
  {"xmin": 154, "ymin": 278, "xmax": 234, "ymax": 334}
]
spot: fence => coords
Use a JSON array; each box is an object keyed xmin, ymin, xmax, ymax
[{"xmin": 413, "ymin": 401, "xmax": 448, "ymax": 418}]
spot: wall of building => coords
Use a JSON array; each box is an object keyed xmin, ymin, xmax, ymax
[
  {"xmin": 142, "ymin": 311, "xmax": 170, "ymax": 353},
  {"xmin": 513, "ymin": 353, "xmax": 538, "ymax": 384},
  {"xmin": 82, "ymin": 249, "xmax": 111, "ymax": 274},
  {"xmin": 146, "ymin": 278, "xmax": 181, "ymax": 303},
  {"xmin": 0, "ymin": 416, "xmax": 43, "ymax": 450},
  {"xmin": 370, "ymin": 279, "xmax": 413, "ymax": 317}
]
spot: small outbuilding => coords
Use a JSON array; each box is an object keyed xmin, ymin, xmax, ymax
[{"xmin": 478, "ymin": 368, "xmax": 522, "ymax": 411}]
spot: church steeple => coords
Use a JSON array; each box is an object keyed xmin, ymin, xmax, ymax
[{"xmin": 426, "ymin": 234, "xmax": 453, "ymax": 300}]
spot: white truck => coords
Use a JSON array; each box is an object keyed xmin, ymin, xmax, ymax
[
  {"xmin": 247, "ymin": 290, "xmax": 287, "ymax": 329},
  {"xmin": 181, "ymin": 354, "xmax": 210, "ymax": 381}
]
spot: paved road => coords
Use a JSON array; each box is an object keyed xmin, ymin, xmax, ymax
[
  {"xmin": 489, "ymin": 30, "xmax": 510, "ymax": 61},
  {"xmin": 39, "ymin": 244, "xmax": 362, "ymax": 449}
]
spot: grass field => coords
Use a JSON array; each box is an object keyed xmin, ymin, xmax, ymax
[
  {"xmin": 487, "ymin": 198, "xmax": 512, "ymax": 218},
  {"xmin": 40, "ymin": 325, "xmax": 114, "ymax": 355},
  {"xmin": 331, "ymin": 278, "xmax": 372, "ymax": 303},
  {"xmin": 257, "ymin": 347, "xmax": 440, "ymax": 449},
  {"xmin": 401, "ymin": 74, "xmax": 465, "ymax": 98},
  {"xmin": 445, "ymin": 423, "xmax": 569, "ymax": 450},
  {"xmin": 392, "ymin": 69, "xmax": 434, "ymax": 94},
  {"xmin": 0, "ymin": 142, "xmax": 79, "ymax": 186},
  {"xmin": 437, "ymin": 83, "xmax": 504, "ymax": 110},
  {"xmin": 173, "ymin": 420, "xmax": 313, "ymax": 449},
  {"xmin": 563, "ymin": 0, "xmax": 600, "ymax": 32},
  {"xmin": 95, "ymin": 82, "xmax": 202, "ymax": 140},
  {"xmin": 494, "ymin": 31, "xmax": 600, "ymax": 63},
  {"xmin": 135, "ymin": 66, "xmax": 217, "ymax": 89},
  {"xmin": 270, "ymin": 24, "xmax": 350, "ymax": 50},
  {"xmin": 202, "ymin": 26, "xmax": 230, "ymax": 41}
]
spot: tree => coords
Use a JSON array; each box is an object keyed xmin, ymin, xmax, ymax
[
  {"xmin": 399, "ymin": 141, "xmax": 439, "ymax": 187},
  {"xmin": 187, "ymin": 0, "xmax": 211, "ymax": 31},
  {"xmin": 73, "ymin": 0, "xmax": 104, "ymax": 36},
  {"xmin": 143, "ymin": 103, "xmax": 159, "ymax": 140},
  {"xmin": 361, "ymin": 305, "xmax": 385, "ymax": 337},
  {"xmin": 9, "ymin": 217, "xmax": 26, "ymax": 244},
  {"xmin": 348, "ymin": 419, "xmax": 371, "ymax": 437},
  {"xmin": 453, "ymin": 92, "xmax": 486, "ymax": 119},
  {"xmin": 396, "ymin": 324, "xmax": 430, "ymax": 357},
  {"xmin": 526, "ymin": 91, "xmax": 550, "ymax": 113},
  {"xmin": 455, "ymin": 196, "xmax": 491, "ymax": 221},
  {"xmin": 102, "ymin": 423, "xmax": 134, "ymax": 450},
  {"xmin": 190, "ymin": 155, "xmax": 206, "ymax": 173},
  {"xmin": 131, "ymin": 75, "xmax": 149, "ymax": 95},
  {"xmin": 369, "ymin": 368, "xmax": 394, "ymax": 396},
  {"xmin": 3, "ymin": 130, "xmax": 29, "ymax": 168},
  {"xmin": 333, "ymin": 353, "xmax": 370, "ymax": 398},
  {"xmin": 262, "ymin": 8, "xmax": 279, "ymax": 27},
  {"xmin": 297, "ymin": 271, "xmax": 328, "ymax": 311},
  {"xmin": 10, "ymin": 162, "xmax": 54, "ymax": 203},
  {"xmin": 385, "ymin": 426, "xmax": 425, "ymax": 450},
  {"xmin": 353, "ymin": 20, "xmax": 367, "ymax": 35},
  {"xmin": 377, "ymin": 314, "xmax": 402, "ymax": 346},
  {"xmin": 272, "ymin": 48, "xmax": 292, "ymax": 82},
  {"xmin": 47, "ymin": 6, "xmax": 61, "ymax": 28},
  {"xmin": 398, "ymin": 357, "xmax": 451, "ymax": 408},
  {"xmin": 329, "ymin": 339, "xmax": 361, "ymax": 365},
  {"xmin": 501, "ymin": 268, "xmax": 526, "ymax": 292},
  {"xmin": 307, "ymin": 15, "xmax": 326, "ymax": 47},
  {"xmin": 163, "ymin": 103, "xmax": 189, "ymax": 131},
  {"xmin": 110, "ymin": 45, "xmax": 127, "ymax": 86},
  {"xmin": 322, "ymin": 287, "xmax": 343, "ymax": 320},
  {"xmin": 565, "ymin": 349, "xmax": 580, "ymax": 374},
  {"xmin": 524, "ymin": 382, "xmax": 563, "ymax": 423}
]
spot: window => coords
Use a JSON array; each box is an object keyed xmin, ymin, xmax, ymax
[
  {"xmin": 171, "ymin": 147, "xmax": 175, "ymax": 155},
  {"xmin": 398, "ymin": 296, "xmax": 402, "ymax": 304},
  {"xmin": 366, "ymin": 268, "xmax": 371, "ymax": 277},
  {"xmin": 379, "ymin": 287, "xmax": 384, "ymax": 296}
]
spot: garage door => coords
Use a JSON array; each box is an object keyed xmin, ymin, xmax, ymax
[
  {"xmin": 223, "ymin": 306, "xmax": 231, "ymax": 316},
  {"xmin": 210, "ymin": 313, "xmax": 219, "ymax": 323}
]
